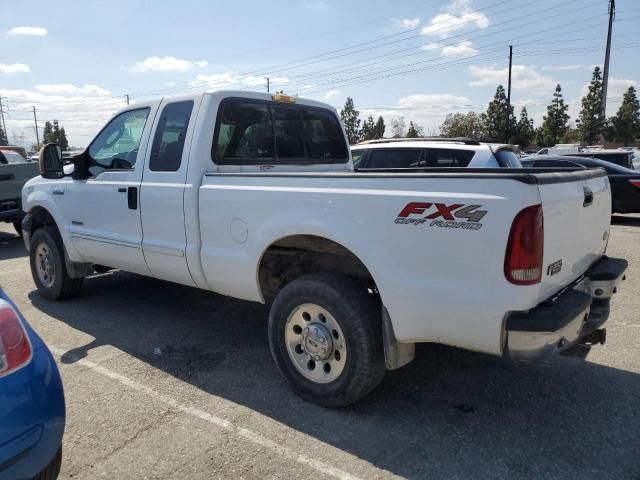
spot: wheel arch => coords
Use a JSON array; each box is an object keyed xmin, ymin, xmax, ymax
[{"xmin": 256, "ymin": 233, "xmax": 379, "ymax": 304}]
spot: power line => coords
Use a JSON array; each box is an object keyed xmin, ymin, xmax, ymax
[{"xmin": 126, "ymin": 0, "xmax": 605, "ymax": 100}]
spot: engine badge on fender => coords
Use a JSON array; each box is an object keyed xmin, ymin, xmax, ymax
[{"xmin": 394, "ymin": 202, "xmax": 487, "ymax": 230}]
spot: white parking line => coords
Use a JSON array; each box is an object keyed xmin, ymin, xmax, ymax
[{"xmin": 48, "ymin": 347, "xmax": 364, "ymax": 480}]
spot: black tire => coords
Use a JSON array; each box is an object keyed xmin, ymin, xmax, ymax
[
  {"xmin": 13, "ymin": 220, "xmax": 23, "ymax": 237},
  {"xmin": 32, "ymin": 446, "xmax": 62, "ymax": 480},
  {"xmin": 268, "ymin": 273, "xmax": 385, "ymax": 407},
  {"xmin": 30, "ymin": 226, "xmax": 83, "ymax": 300}
]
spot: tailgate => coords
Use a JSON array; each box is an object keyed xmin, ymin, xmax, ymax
[{"xmin": 536, "ymin": 169, "xmax": 610, "ymax": 301}]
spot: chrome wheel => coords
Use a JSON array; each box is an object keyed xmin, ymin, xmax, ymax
[
  {"xmin": 284, "ymin": 303, "xmax": 347, "ymax": 383},
  {"xmin": 35, "ymin": 242, "xmax": 55, "ymax": 288}
]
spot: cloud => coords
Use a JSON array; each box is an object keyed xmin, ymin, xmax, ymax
[
  {"xmin": 0, "ymin": 63, "xmax": 30, "ymax": 74},
  {"xmin": 441, "ymin": 41, "xmax": 477, "ymax": 57},
  {"xmin": 34, "ymin": 84, "xmax": 111, "ymax": 96},
  {"xmin": 131, "ymin": 56, "xmax": 209, "ymax": 73},
  {"xmin": 6, "ymin": 26, "xmax": 48, "ymax": 36},
  {"xmin": 324, "ymin": 90, "xmax": 340, "ymax": 100},
  {"xmin": 422, "ymin": 0, "xmax": 489, "ymax": 38},
  {"xmin": 190, "ymin": 71, "xmax": 290, "ymax": 90},
  {"xmin": 540, "ymin": 64, "xmax": 584, "ymax": 72},
  {"xmin": 0, "ymin": 84, "xmax": 123, "ymax": 148},
  {"xmin": 397, "ymin": 93, "xmax": 472, "ymax": 109},
  {"xmin": 359, "ymin": 93, "xmax": 474, "ymax": 136},
  {"xmin": 301, "ymin": 0, "xmax": 327, "ymax": 9},
  {"xmin": 422, "ymin": 42, "xmax": 442, "ymax": 51},
  {"xmin": 392, "ymin": 18, "xmax": 420, "ymax": 30},
  {"xmin": 468, "ymin": 64, "xmax": 556, "ymax": 94}
]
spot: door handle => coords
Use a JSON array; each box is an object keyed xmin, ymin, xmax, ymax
[
  {"xmin": 583, "ymin": 186, "xmax": 594, "ymax": 207},
  {"xmin": 52, "ymin": 188, "xmax": 65, "ymax": 195},
  {"xmin": 127, "ymin": 187, "xmax": 138, "ymax": 210},
  {"xmin": 118, "ymin": 187, "xmax": 127, "ymax": 193}
]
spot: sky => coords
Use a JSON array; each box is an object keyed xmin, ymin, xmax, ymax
[{"xmin": 1, "ymin": 0, "xmax": 639, "ymax": 148}]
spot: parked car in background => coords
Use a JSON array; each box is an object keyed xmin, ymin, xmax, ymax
[
  {"xmin": 0, "ymin": 146, "xmax": 28, "ymax": 161},
  {"xmin": 351, "ymin": 138, "xmax": 522, "ymax": 170},
  {"xmin": 0, "ymin": 150, "xmax": 27, "ymax": 165},
  {"xmin": 0, "ymin": 288, "xmax": 65, "ymax": 480},
  {"xmin": 536, "ymin": 144, "xmax": 583, "ymax": 155},
  {"xmin": 522, "ymin": 155, "xmax": 640, "ymax": 214},
  {"xmin": 573, "ymin": 149, "xmax": 636, "ymax": 170},
  {"xmin": 1, "ymin": 150, "xmax": 40, "ymax": 235}
]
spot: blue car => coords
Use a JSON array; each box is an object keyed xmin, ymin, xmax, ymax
[{"xmin": 0, "ymin": 288, "xmax": 65, "ymax": 480}]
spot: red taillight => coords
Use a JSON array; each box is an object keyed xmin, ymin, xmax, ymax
[
  {"xmin": 0, "ymin": 302, "xmax": 33, "ymax": 377},
  {"xmin": 628, "ymin": 179, "xmax": 640, "ymax": 188},
  {"xmin": 504, "ymin": 204, "xmax": 544, "ymax": 285}
]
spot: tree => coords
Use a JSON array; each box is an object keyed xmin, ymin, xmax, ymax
[
  {"xmin": 42, "ymin": 121, "xmax": 54, "ymax": 144},
  {"xmin": 374, "ymin": 115, "xmax": 386, "ymax": 139},
  {"xmin": 360, "ymin": 116, "xmax": 377, "ymax": 141},
  {"xmin": 577, "ymin": 66, "xmax": 605, "ymax": 144},
  {"xmin": 439, "ymin": 112, "xmax": 485, "ymax": 139},
  {"xmin": 0, "ymin": 123, "xmax": 7, "ymax": 146},
  {"xmin": 340, "ymin": 97, "xmax": 361, "ymax": 144},
  {"xmin": 482, "ymin": 85, "xmax": 515, "ymax": 142},
  {"xmin": 611, "ymin": 86, "xmax": 640, "ymax": 145},
  {"xmin": 405, "ymin": 121, "xmax": 424, "ymax": 138},
  {"xmin": 390, "ymin": 117, "xmax": 406, "ymax": 138},
  {"xmin": 58, "ymin": 126, "xmax": 69, "ymax": 151},
  {"xmin": 42, "ymin": 120, "xmax": 69, "ymax": 150},
  {"xmin": 538, "ymin": 84, "xmax": 570, "ymax": 146},
  {"xmin": 512, "ymin": 107, "xmax": 535, "ymax": 148}
]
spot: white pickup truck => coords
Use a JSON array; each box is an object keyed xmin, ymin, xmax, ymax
[{"xmin": 22, "ymin": 91, "xmax": 627, "ymax": 406}]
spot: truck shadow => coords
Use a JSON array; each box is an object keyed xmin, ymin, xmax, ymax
[
  {"xmin": 611, "ymin": 214, "xmax": 640, "ymax": 227},
  {"xmin": 29, "ymin": 271, "xmax": 640, "ymax": 479},
  {"xmin": 0, "ymin": 230, "xmax": 28, "ymax": 261}
]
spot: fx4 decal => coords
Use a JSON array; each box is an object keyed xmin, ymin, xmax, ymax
[{"xmin": 395, "ymin": 202, "xmax": 487, "ymax": 230}]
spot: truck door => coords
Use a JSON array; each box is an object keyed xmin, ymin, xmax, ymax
[
  {"xmin": 67, "ymin": 107, "xmax": 156, "ymax": 275},
  {"xmin": 140, "ymin": 99, "xmax": 197, "ymax": 286}
]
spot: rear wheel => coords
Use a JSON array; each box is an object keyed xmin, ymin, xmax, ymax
[
  {"xmin": 268, "ymin": 273, "xmax": 385, "ymax": 407},
  {"xmin": 30, "ymin": 226, "xmax": 83, "ymax": 300}
]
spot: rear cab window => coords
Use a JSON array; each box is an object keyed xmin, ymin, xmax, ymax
[{"xmin": 212, "ymin": 99, "xmax": 348, "ymax": 165}]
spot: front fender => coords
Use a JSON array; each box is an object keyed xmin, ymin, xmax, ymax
[{"xmin": 22, "ymin": 184, "xmax": 84, "ymax": 263}]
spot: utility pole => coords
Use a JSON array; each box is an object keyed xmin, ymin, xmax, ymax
[
  {"xmin": 32, "ymin": 106, "xmax": 40, "ymax": 147},
  {"xmin": 602, "ymin": 0, "xmax": 615, "ymax": 117},
  {"xmin": 265, "ymin": 77, "xmax": 270, "ymax": 93},
  {"xmin": 0, "ymin": 97, "xmax": 7, "ymax": 137},
  {"xmin": 507, "ymin": 45, "xmax": 513, "ymax": 108},
  {"xmin": 125, "ymin": 94, "xmax": 130, "ymax": 105},
  {"xmin": 506, "ymin": 45, "xmax": 513, "ymax": 143}
]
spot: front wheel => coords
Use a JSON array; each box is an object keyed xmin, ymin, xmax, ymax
[
  {"xmin": 268, "ymin": 273, "xmax": 385, "ymax": 407},
  {"xmin": 29, "ymin": 226, "xmax": 83, "ymax": 300}
]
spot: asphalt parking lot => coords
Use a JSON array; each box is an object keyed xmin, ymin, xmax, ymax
[{"xmin": 1, "ymin": 218, "xmax": 639, "ymax": 480}]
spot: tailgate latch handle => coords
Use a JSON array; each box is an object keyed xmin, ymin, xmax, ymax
[{"xmin": 583, "ymin": 186, "xmax": 594, "ymax": 207}]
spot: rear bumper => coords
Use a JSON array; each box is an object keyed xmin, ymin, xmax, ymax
[{"xmin": 504, "ymin": 256, "xmax": 627, "ymax": 362}]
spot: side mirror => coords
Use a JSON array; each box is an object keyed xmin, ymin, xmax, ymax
[{"xmin": 39, "ymin": 143, "xmax": 64, "ymax": 179}]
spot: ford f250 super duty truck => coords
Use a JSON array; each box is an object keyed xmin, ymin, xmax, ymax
[{"xmin": 21, "ymin": 91, "xmax": 627, "ymax": 406}]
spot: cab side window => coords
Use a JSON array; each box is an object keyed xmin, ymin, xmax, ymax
[
  {"xmin": 150, "ymin": 101, "xmax": 194, "ymax": 172},
  {"xmin": 88, "ymin": 108, "xmax": 150, "ymax": 176}
]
